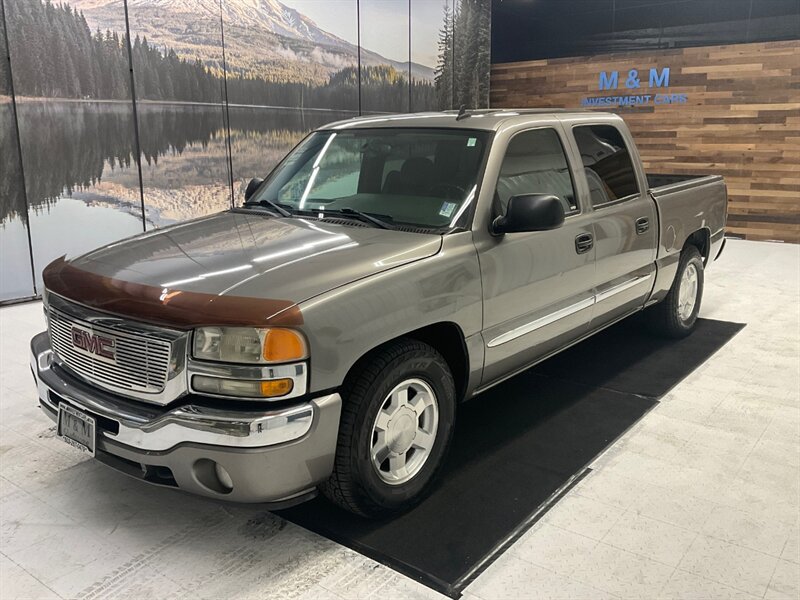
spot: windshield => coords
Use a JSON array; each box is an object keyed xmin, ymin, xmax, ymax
[{"xmin": 248, "ymin": 128, "xmax": 490, "ymax": 229}]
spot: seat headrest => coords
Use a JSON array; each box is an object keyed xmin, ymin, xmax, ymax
[
  {"xmin": 500, "ymin": 153, "xmax": 568, "ymax": 177},
  {"xmin": 400, "ymin": 157, "xmax": 436, "ymax": 184}
]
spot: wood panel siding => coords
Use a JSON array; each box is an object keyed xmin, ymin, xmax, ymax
[{"xmin": 490, "ymin": 41, "xmax": 800, "ymax": 242}]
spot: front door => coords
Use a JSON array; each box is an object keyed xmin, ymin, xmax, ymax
[{"xmin": 478, "ymin": 126, "xmax": 596, "ymax": 385}]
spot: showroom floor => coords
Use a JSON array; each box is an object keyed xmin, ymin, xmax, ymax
[{"xmin": 1, "ymin": 238, "xmax": 798, "ymax": 600}]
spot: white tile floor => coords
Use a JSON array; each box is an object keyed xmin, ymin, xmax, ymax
[{"xmin": 1, "ymin": 239, "xmax": 798, "ymax": 600}]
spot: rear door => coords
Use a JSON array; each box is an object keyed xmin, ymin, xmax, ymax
[
  {"xmin": 569, "ymin": 122, "xmax": 657, "ymax": 328},
  {"xmin": 476, "ymin": 125, "xmax": 596, "ymax": 385}
]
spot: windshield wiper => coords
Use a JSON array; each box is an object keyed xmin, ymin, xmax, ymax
[
  {"xmin": 323, "ymin": 207, "xmax": 395, "ymax": 230},
  {"xmin": 242, "ymin": 199, "xmax": 293, "ymax": 218}
]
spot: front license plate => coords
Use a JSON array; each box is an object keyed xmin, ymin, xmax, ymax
[{"xmin": 57, "ymin": 404, "xmax": 96, "ymax": 456}]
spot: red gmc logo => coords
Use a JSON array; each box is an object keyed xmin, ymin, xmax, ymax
[{"xmin": 71, "ymin": 327, "xmax": 116, "ymax": 361}]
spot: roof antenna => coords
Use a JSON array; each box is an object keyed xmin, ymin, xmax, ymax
[{"xmin": 455, "ymin": 104, "xmax": 470, "ymax": 121}]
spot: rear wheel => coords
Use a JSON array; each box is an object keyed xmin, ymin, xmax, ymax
[
  {"xmin": 645, "ymin": 245, "xmax": 704, "ymax": 338},
  {"xmin": 320, "ymin": 339, "xmax": 456, "ymax": 518}
]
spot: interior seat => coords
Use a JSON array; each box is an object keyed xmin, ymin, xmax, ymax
[{"xmin": 383, "ymin": 157, "xmax": 436, "ymax": 195}]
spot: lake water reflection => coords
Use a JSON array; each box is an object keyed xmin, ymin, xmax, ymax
[{"xmin": 0, "ymin": 100, "xmax": 356, "ymax": 297}]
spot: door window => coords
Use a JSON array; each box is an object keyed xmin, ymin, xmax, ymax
[
  {"xmin": 573, "ymin": 125, "xmax": 640, "ymax": 207},
  {"xmin": 494, "ymin": 128, "xmax": 578, "ymax": 216}
]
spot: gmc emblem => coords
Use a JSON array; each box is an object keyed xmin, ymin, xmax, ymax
[{"xmin": 71, "ymin": 327, "xmax": 116, "ymax": 361}]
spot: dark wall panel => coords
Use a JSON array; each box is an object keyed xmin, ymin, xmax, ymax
[
  {"xmin": 4, "ymin": 0, "xmax": 144, "ymax": 292},
  {"xmin": 492, "ymin": 0, "xmax": 800, "ymax": 63}
]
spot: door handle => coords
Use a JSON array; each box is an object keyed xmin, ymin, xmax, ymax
[
  {"xmin": 635, "ymin": 217, "xmax": 650, "ymax": 234},
  {"xmin": 575, "ymin": 233, "xmax": 594, "ymax": 254}
]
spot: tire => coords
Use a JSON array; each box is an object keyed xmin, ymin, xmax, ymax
[
  {"xmin": 645, "ymin": 245, "xmax": 704, "ymax": 338},
  {"xmin": 320, "ymin": 338, "xmax": 456, "ymax": 518}
]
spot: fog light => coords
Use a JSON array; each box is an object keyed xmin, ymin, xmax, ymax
[
  {"xmin": 192, "ymin": 375, "xmax": 293, "ymax": 398},
  {"xmin": 214, "ymin": 463, "xmax": 233, "ymax": 492},
  {"xmin": 193, "ymin": 458, "xmax": 233, "ymax": 494}
]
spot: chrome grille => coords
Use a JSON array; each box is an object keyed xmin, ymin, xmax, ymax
[{"xmin": 48, "ymin": 305, "xmax": 172, "ymax": 395}]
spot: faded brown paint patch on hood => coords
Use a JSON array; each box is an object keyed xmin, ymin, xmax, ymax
[
  {"xmin": 43, "ymin": 257, "xmax": 302, "ymax": 329},
  {"xmin": 43, "ymin": 211, "xmax": 442, "ymax": 327}
]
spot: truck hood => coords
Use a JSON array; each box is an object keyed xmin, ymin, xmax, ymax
[{"xmin": 45, "ymin": 211, "xmax": 441, "ymax": 326}]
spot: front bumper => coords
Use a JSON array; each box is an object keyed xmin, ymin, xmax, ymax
[{"xmin": 30, "ymin": 332, "xmax": 341, "ymax": 505}]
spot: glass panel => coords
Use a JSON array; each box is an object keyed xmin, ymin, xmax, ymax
[
  {"xmin": 223, "ymin": 0, "xmax": 360, "ymax": 202},
  {"xmin": 125, "ymin": 0, "xmax": 232, "ymax": 227},
  {"xmin": 573, "ymin": 125, "xmax": 640, "ymax": 206},
  {"xmin": 410, "ymin": 0, "xmax": 445, "ymax": 111},
  {"xmin": 495, "ymin": 129, "xmax": 578, "ymax": 215},
  {"xmin": 4, "ymin": 0, "xmax": 144, "ymax": 292},
  {"xmin": 453, "ymin": 0, "xmax": 490, "ymax": 109},
  {"xmin": 251, "ymin": 128, "xmax": 490, "ymax": 229},
  {"xmin": 360, "ymin": 0, "xmax": 410, "ymax": 113},
  {"xmin": 0, "ymin": 0, "xmax": 35, "ymax": 301}
]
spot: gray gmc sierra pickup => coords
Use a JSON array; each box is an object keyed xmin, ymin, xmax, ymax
[{"xmin": 30, "ymin": 110, "xmax": 727, "ymax": 517}]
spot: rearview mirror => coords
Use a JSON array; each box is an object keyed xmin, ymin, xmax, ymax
[
  {"xmin": 244, "ymin": 177, "xmax": 264, "ymax": 202},
  {"xmin": 492, "ymin": 194, "xmax": 566, "ymax": 235}
]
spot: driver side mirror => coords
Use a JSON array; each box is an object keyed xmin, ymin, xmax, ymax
[
  {"xmin": 492, "ymin": 194, "xmax": 566, "ymax": 235},
  {"xmin": 244, "ymin": 177, "xmax": 264, "ymax": 202}
]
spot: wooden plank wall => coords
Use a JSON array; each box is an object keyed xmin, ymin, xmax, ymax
[{"xmin": 491, "ymin": 41, "xmax": 800, "ymax": 242}]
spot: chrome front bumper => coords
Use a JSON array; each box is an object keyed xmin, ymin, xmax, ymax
[{"xmin": 30, "ymin": 332, "xmax": 341, "ymax": 505}]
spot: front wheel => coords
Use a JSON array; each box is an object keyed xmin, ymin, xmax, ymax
[
  {"xmin": 320, "ymin": 339, "xmax": 456, "ymax": 518},
  {"xmin": 645, "ymin": 245, "xmax": 704, "ymax": 338}
]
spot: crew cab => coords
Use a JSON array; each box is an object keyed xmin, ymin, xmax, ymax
[{"xmin": 30, "ymin": 110, "xmax": 727, "ymax": 517}]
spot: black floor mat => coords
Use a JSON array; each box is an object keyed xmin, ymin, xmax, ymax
[
  {"xmin": 529, "ymin": 316, "xmax": 745, "ymax": 398},
  {"xmin": 278, "ymin": 318, "xmax": 744, "ymax": 597}
]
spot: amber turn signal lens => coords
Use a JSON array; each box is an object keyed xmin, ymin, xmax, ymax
[
  {"xmin": 260, "ymin": 378, "xmax": 294, "ymax": 397},
  {"xmin": 262, "ymin": 328, "xmax": 307, "ymax": 362}
]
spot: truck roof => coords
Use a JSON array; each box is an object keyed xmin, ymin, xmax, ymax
[{"xmin": 321, "ymin": 109, "xmax": 617, "ymax": 132}]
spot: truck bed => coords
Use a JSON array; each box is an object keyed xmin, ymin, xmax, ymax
[
  {"xmin": 648, "ymin": 173, "xmax": 727, "ymax": 259},
  {"xmin": 647, "ymin": 173, "xmax": 714, "ymax": 191}
]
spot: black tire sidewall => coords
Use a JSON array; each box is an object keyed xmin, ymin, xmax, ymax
[{"xmin": 350, "ymin": 347, "xmax": 455, "ymax": 512}]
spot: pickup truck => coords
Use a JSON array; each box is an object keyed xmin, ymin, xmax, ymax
[{"xmin": 30, "ymin": 110, "xmax": 727, "ymax": 517}]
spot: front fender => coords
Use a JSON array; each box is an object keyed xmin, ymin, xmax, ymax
[{"xmin": 297, "ymin": 232, "xmax": 483, "ymax": 394}]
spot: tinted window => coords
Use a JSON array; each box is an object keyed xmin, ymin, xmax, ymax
[
  {"xmin": 574, "ymin": 125, "xmax": 640, "ymax": 207},
  {"xmin": 494, "ymin": 128, "xmax": 577, "ymax": 216}
]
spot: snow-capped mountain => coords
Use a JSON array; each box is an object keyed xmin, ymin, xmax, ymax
[{"xmin": 69, "ymin": 0, "xmax": 435, "ymax": 83}]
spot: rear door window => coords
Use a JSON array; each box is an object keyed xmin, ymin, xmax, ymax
[{"xmin": 573, "ymin": 125, "xmax": 640, "ymax": 207}]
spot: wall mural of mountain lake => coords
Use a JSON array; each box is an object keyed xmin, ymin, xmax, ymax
[{"xmin": 0, "ymin": 0, "xmax": 490, "ymax": 302}]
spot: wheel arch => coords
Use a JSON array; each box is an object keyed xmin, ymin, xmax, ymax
[
  {"xmin": 342, "ymin": 321, "xmax": 470, "ymax": 402},
  {"xmin": 682, "ymin": 227, "xmax": 711, "ymax": 265}
]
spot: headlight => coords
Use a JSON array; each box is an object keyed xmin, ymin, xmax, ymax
[{"xmin": 193, "ymin": 327, "xmax": 308, "ymax": 364}]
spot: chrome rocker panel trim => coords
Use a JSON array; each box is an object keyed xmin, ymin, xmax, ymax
[{"xmin": 487, "ymin": 275, "xmax": 652, "ymax": 347}]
